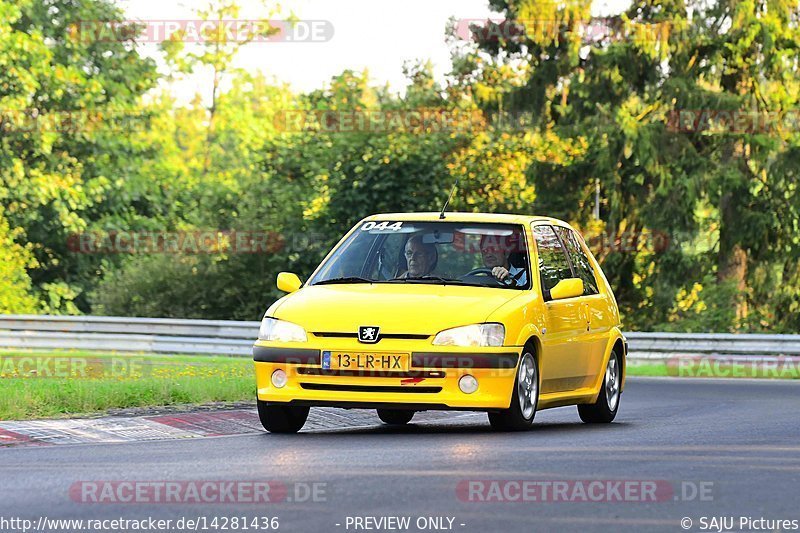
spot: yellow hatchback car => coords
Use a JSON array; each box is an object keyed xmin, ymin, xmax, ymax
[{"xmin": 253, "ymin": 212, "xmax": 627, "ymax": 433}]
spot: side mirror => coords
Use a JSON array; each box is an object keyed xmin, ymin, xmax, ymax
[
  {"xmin": 277, "ymin": 272, "xmax": 302, "ymax": 293},
  {"xmin": 548, "ymin": 278, "xmax": 584, "ymax": 301}
]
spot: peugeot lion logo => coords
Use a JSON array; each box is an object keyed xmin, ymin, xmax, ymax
[{"xmin": 358, "ymin": 326, "xmax": 380, "ymax": 344}]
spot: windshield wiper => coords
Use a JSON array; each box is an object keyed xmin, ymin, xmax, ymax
[{"xmin": 314, "ymin": 276, "xmax": 374, "ymax": 286}]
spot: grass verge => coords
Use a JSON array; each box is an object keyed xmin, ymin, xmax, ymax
[
  {"xmin": 2, "ymin": 351, "xmax": 796, "ymax": 421},
  {"xmin": 0, "ymin": 350, "xmax": 253, "ymax": 420},
  {"xmin": 626, "ymin": 358, "xmax": 800, "ymax": 379}
]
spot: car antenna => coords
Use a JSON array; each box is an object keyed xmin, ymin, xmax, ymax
[{"xmin": 439, "ymin": 178, "xmax": 459, "ymax": 219}]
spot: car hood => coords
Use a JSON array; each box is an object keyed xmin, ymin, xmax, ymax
[{"xmin": 270, "ymin": 284, "xmax": 524, "ymax": 336}]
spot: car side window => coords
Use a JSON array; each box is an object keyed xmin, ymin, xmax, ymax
[
  {"xmin": 532, "ymin": 225, "xmax": 573, "ymax": 292},
  {"xmin": 555, "ymin": 227, "xmax": 600, "ymax": 295}
]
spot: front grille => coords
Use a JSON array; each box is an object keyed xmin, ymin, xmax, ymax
[
  {"xmin": 300, "ymin": 383, "xmax": 442, "ymax": 394},
  {"xmin": 297, "ymin": 368, "xmax": 445, "ymax": 379},
  {"xmin": 312, "ymin": 332, "xmax": 430, "ymax": 340}
]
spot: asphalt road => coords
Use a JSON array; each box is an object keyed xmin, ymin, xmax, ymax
[{"xmin": 2, "ymin": 377, "xmax": 799, "ymax": 533}]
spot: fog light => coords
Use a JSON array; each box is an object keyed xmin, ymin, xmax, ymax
[
  {"xmin": 271, "ymin": 369, "xmax": 288, "ymax": 388},
  {"xmin": 459, "ymin": 374, "xmax": 478, "ymax": 394}
]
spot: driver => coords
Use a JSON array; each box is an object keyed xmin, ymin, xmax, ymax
[
  {"xmin": 399, "ymin": 234, "xmax": 437, "ymax": 278},
  {"xmin": 480, "ymin": 234, "xmax": 527, "ymax": 287}
]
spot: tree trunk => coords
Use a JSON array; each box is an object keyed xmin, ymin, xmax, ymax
[
  {"xmin": 202, "ymin": 66, "xmax": 219, "ymax": 175},
  {"xmin": 717, "ymin": 189, "xmax": 748, "ymax": 322}
]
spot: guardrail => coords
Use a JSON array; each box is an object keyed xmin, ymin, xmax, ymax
[
  {"xmin": 0, "ymin": 315, "xmax": 257, "ymax": 356},
  {"xmin": 622, "ymin": 332, "xmax": 800, "ymax": 360},
  {"xmin": 0, "ymin": 315, "xmax": 798, "ymax": 360}
]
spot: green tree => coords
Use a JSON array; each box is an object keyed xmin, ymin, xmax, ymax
[
  {"xmin": 160, "ymin": 0, "xmax": 285, "ymax": 174},
  {"xmin": 1, "ymin": 0, "xmax": 158, "ymax": 312},
  {"xmin": 0, "ymin": 209, "xmax": 38, "ymax": 314},
  {"xmin": 452, "ymin": 0, "xmax": 800, "ymax": 332}
]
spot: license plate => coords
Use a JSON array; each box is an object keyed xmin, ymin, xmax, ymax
[{"xmin": 321, "ymin": 351, "xmax": 409, "ymax": 371}]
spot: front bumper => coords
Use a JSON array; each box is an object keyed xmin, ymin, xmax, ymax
[{"xmin": 253, "ymin": 339, "xmax": 521, "ymax": 410}]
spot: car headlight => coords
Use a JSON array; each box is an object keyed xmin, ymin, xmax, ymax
[
  {"xmin": 258, "ymin": 317, "xmax": 307, "ymax": 342},
  {"xmin": 432, "ymin": 323, "xmax": 505, "ymax": 347}
]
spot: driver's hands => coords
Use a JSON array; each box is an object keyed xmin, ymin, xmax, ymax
[{"xmin": 491, "ymin": 266, "xmax": 510, "ymax": 281}]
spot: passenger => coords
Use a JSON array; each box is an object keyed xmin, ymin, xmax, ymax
[{"xmin": 399, "ymin": 234, "xmax": 438, "ymax": 278}]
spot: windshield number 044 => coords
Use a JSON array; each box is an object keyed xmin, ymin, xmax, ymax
[{"xmin": 361, "ymin": 221, "xmax": 404, "ymax": 232}]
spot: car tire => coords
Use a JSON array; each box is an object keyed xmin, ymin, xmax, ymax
[
  {"xmin": 488, "ymin": 351, "xmax": 538, "ymax": 431},
  {"xmin": 257, "ymin": 400, "xmax": 309, "ymax": 433},
  {"xmin": 377, "ymin": 409, "xmax": 415, "ymax": 425},
  {"xmin": 578, "ymin": 349, "xmax": 622, "ymax": 424}
]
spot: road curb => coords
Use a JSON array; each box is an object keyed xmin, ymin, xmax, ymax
[{"xmin": 0, "ymin": 407, "xmax": 472, "ymax": 447}]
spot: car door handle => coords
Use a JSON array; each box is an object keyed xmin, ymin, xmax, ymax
[{"xmin": 583, "ymin": 302, "xmax": 590, "ymax": 331}]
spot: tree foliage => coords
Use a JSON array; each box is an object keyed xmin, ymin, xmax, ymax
[{"xmin": 451, "ymin": 0, "xmax": 800, "ymax": 331}]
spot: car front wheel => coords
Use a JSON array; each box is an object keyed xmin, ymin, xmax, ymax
[
  {"xmin": 578, "ymin": 349, "xmax": 621, "ymax": 423},
  {"xmin": 488, "ymin": 351, "xmax": 538, "ymax": 431},
  {"xmin": 257, "ymin": 400, "xmax": 309, "ymax": 433}
]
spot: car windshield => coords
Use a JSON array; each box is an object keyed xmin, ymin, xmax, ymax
[{"xmin": 309, "ymin": 221, "xmax": 530, "ymax": 290}]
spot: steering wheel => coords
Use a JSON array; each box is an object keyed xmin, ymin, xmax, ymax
[
  {"xmin": 463, "ymin": 267, "xmax": 494, "ymax": 277},
  {"xmin": 461, "ymin": 267, "xmax": 513, "ymax": 285}
]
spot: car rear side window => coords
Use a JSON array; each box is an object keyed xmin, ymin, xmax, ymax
[
  {"xmin": 532, "ymin": 225, "xmax": 573, "ymax": 292},
  {"xmin": 554, "ymin": 227, "xmax": 600, "ymax": 295}
]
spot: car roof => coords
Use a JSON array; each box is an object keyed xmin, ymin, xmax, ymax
[{"xmin": 364, "ymin": 212, "xmax": 573, "ymax": 228}]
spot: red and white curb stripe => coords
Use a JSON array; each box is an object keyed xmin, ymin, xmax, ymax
[
  {"xmin": 0, "ymin": 410, "xmax": 263, "ymax": 447},
  {"xmin": 0, "ymin": 409, "xmax": 482, "ymax": 447}
]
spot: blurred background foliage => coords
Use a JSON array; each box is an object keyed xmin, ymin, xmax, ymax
[{"xmin": 1, "ymin": 0, "xmax": 798, "ymax": 331}]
